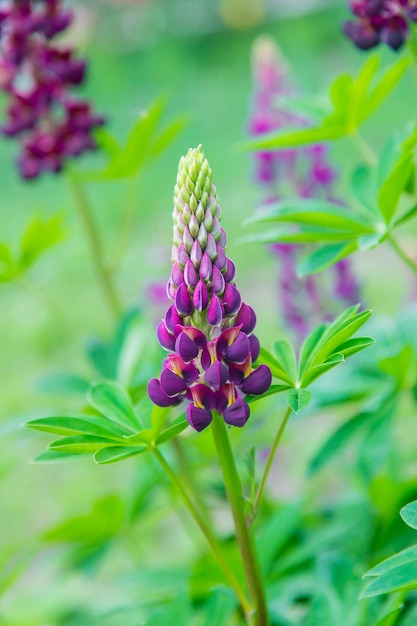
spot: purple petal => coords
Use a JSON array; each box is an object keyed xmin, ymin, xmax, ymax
[
  {"xmin": 175, "ymin": 283, "xmax": 192, "ymax": 316},
  {"xmin": 201, "ymin": 347, "xmax": 211, "ymax": 370},
  {"xmin": 211, "ymin": 265, "xmax": 225, "ymax": 295},
  {"xmin": 181, "ymin": 362, "xmax": 200, "ymax": 384},
  {"xmin": 175, "ymin": 332, "xmax": 199, "ymax": 362},
  {"xmin": 207, "ymin": 294, "xmax": 224, "ymax": 326},
  {"xmin": 178, "ymin": 242, "xmax": 189, "ymax": 266},
  {"xmin": 171, "ymin": 262, "xmax": 184, "ymax": 286},
  {"xmin": 200, "ymin": 252, "xmax": 213, "ymax": 281},
  {"xmin": 166, "ymin": 279, "xmax": 177, "ymax": 300},
  {"xmin": 190, "ymin": 240, "xmax": 203, "ymax": 268},
  {"xmin": 214, "ymin": 245, "xmax": 227, "ymax": 272},
  {"xmin": 156, "ymin": 320, "xmax": 176, "ymax": 351},
  {"xmin": 249, "ymin": 334, "xmax": 260, "ymax": 361},
  {"xmin": 241, "ymin": 365, "xmax": 272, "ymax": 395},
  {"xmin": 235, "ymin": 303, "xmax": 257, "ymax": 334},
  {"xmin": 223, "ymin": 258, "xmax": 236, "ymax": 283},
  {"xmin": 148, "ymin": 378, "xmax": 182, "ymax": 407},
  {"xmin": 186, "ymin": 404, "xmax": 212, "ymax": 432},
  {"xmin": 206, "ymin": 234, "xmax": 217, "ymax": 259},
  {"xmin": 193, "ymin": 280, "xmax": 209, "ymax": 311},
  {"xmin": 225, "ymin": 332, "xmax": 250, "ymax": 364},
  {"xmin": 165, "ymin": 305, "xmax": 183, "ymax": 333},
  {"xmin": 215, "ymin": 382, "xmax": 236, "ymax": 413},
  {"xmin": 204, "ymin": 361, "xmax": 229, "ymax": 391},
  {"xmin": 218, "ymin": 227, "xmax": 227, "ymax": 248},
  {"xmin": 190, "ymin": 383, "xmax": 216, "ymax": 410},
  {"xmin": 222, "ymin": 283, "xmax": 242, "ymax": 316},
  {"xmin": 223, "ymin": 398, "xmax": 250, "ymax": 427},
  {"xmin": 184, "ymin": 259, "xmax": 198, "ymax": 287},
  {"xmin": 160, "ymin": 368, "xmax": 188, "ymax": 396},
  {"xmin": 178, "ymin": 326, "xmax": 207, "ymax": 349}
]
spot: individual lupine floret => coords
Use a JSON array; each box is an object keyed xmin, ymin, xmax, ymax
[{"xmin": 148, "ymin": 146, "xmax": 272, "ymax": 432}]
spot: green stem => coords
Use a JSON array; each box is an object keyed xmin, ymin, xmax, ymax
[
  {"xmin": 211, "ymin": 413, "xmax": 269, "ymax": 626},
  {"xmin": 67, "ymin": 170, "xmax": 122, "ymax": 319},
  {"xmin": 171, "ymin": 437, "xmax": 212, "ymax": 524},
  {"xmin": 111, "ymin": 175, "xmax": 139, "ymax": 273},
  {"xmin": 388, "ymin": 235, "xmax": 417, "ymax": 277},
  {"xmin": 351, "ymin": 132, "xmax": 377, "ymax": 167},
  {"xmin": 151, "ymin": 446, "xmax": 252, "ymax": 621},
  {"xmin": 252, "ymin": 406, "xmax": 292, "ymax": 522}
]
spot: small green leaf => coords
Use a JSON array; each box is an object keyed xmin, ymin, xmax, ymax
[
  {"xmin": 286, "ymin": 389, "xmax": 311, "ymax": 414},
  {"xmin": 298, "ymin": 242, "xmax": 358, "ymax": 277},
  {"xmin": 257, "ymin": 347, "xmax": 295, "ymax": 385},
  {"xmin": 365, "ymin": 546, "xmax": 417, "ymax": 578},
  {"xmin": 19, "ymin": 214, "xmax": 65, "ymax": 271},
  {"xmin": 401, "ymin": 501, "xmax": 417, "ymax": 530},
  {"xmin": 361, "ymin": 560, "xmax": 417, "ymax": 598},
  {"xmin": 246, "ymin": 199, "xmax": 373, "ymax": 234},
  {"xmin": 273, "ymin": 340, "xmax": 297, "ymax": 384},
  {"xmin": 88, "ymin": 381, "xmax": 138, "ymax": 432},
  {"xmin": 156, "ymin": 415, "xmax": 189, "ymax": 444},
  {"xmin": 362, "ymin": 56, "xmax": 409, "ymax": 121},
  {"xmin": 94, "ymin": 445, "xmax": 147, "ymax": 464},
  {"xmin": 49, "ymin": 435, "xmax": 117, "ymax": 454},
  {"xmin": 351, "ymin": 165, "xmax": 380, "ymax": 215},
  {"xmin": 0, "ymin": 242, "xmax": 14, "ymax": 281},
  {"xmin": 27, "ymin": 415, "xmax": 130, "ymax": 439},
  {"xmin": 33, "ymin": 449, "xmax": 91, "ymax": 463}
]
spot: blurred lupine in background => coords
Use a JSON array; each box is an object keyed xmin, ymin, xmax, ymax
[
  {"xmin": 343, "ymin": 0, "xmax": 417, "ymax": 50},
  {"xmin": 0, "ymin": 0, "xmax": 104, "ymax": 179},
  {"xmin": 148, "ymin": 145, "xmax": 272, "ymax": 431},
  {"xmin": 249, "ymin": 35, "xmax": 360, "ymax": 341}
]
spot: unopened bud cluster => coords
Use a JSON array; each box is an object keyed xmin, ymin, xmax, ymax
[{"xmin": 148, "ymin": 146, "xmax": 272, "ymax": 432}]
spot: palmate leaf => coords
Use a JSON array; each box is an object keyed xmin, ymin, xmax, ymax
[
  {"xmin": 85, "ymin": 96, "xmax": 187, "ymax": 180},
  {"xmin": 256, "ymin": 305, "xmax": 374, "ymax": 414},
  {"xmin": 27, "ymin": 381, "xmax": 189, "ymax": 465},
  {"xmin": 241, "ymin": 54, "xmax": 409, "ymax": 152}
]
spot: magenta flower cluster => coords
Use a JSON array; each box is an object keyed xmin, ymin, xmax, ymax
[
  {"xmin": 249, "ymin": 36, "xmax": 360, "ymax": 342},
  {"xmin": 0, "ymin": 0, "xmax": 104, "ymax": 179},
  {"xmin": 343, "ymin": 0, "xmax": 417, "ymax": 50},
  {"xmin": 148, "ymin": 146, "xmax": 272, "ymax": 432}
]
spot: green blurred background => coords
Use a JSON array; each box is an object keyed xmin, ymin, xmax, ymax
[{"xmin": 2, "ymin": 0, "xmax": 417, "ymax": 623}]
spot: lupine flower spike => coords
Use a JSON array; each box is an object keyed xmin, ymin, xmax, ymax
[
  {"xmin": 249, "ymin": 36, "xmax": 361, "ymax": 341},
  {"xmin": 343, "ymin": 1, "xmax": 417, "ymax": 50},
  {"xmin": 0, "ymin": 0, "xmax": 105, "ymax": 179},
  {"xmin": 148, "ymin": 146, "xmax": 272, "ymax": 432}
]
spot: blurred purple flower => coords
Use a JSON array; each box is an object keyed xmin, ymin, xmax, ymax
[
  {"xmin": 148, "ymin": 146, "xmax": 272, "ymax": 432},
  {"xmin": 343, "ymin": 0, "xmax": 416, "ymax": 50},
  {"xmin": 249, "ymin": 36, "xmax": 360, "ymax": 342},
  {"xmin": 0, "ymin": 0, "xmax": 105, "ymax": 179}
]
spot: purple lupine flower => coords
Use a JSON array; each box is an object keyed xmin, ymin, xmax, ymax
[
  {"xmin": 0, "ymin": 0, "xmax": 105, "ymax": 179},
  {"xmin": 148, "ymin": 146, "xmax": 272, "ymax": 432},
  {"xmin": 343, "ymin": 0, "xmax": 417, "ymax": 50},
  {"xmin": 249, "ymin": 36, "xmax": 361, "ymax": 342}
]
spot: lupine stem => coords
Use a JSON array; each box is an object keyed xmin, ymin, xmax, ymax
[
  {"xmin": 211, "ymin": 412, "xmax": 269, "ymax": 626},
  {"xmin": 388, "ymin": 235, "xmax": 417, "ymax": 277},
  {"xmin": 67, "ymin": 170, "xmax": 122, "ymax": 320},
  {"xmin": 252, "ymin": 405, "xmax": 292, "ymax": 522},
  {"xmin": 151, "ymin": 446, "xmax": 252, "ymax": 621}
]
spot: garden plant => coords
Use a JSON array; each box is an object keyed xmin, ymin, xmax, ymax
[{"xmin": 3, "ymin": 1, "xmax": 417, "ymax": 625}]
